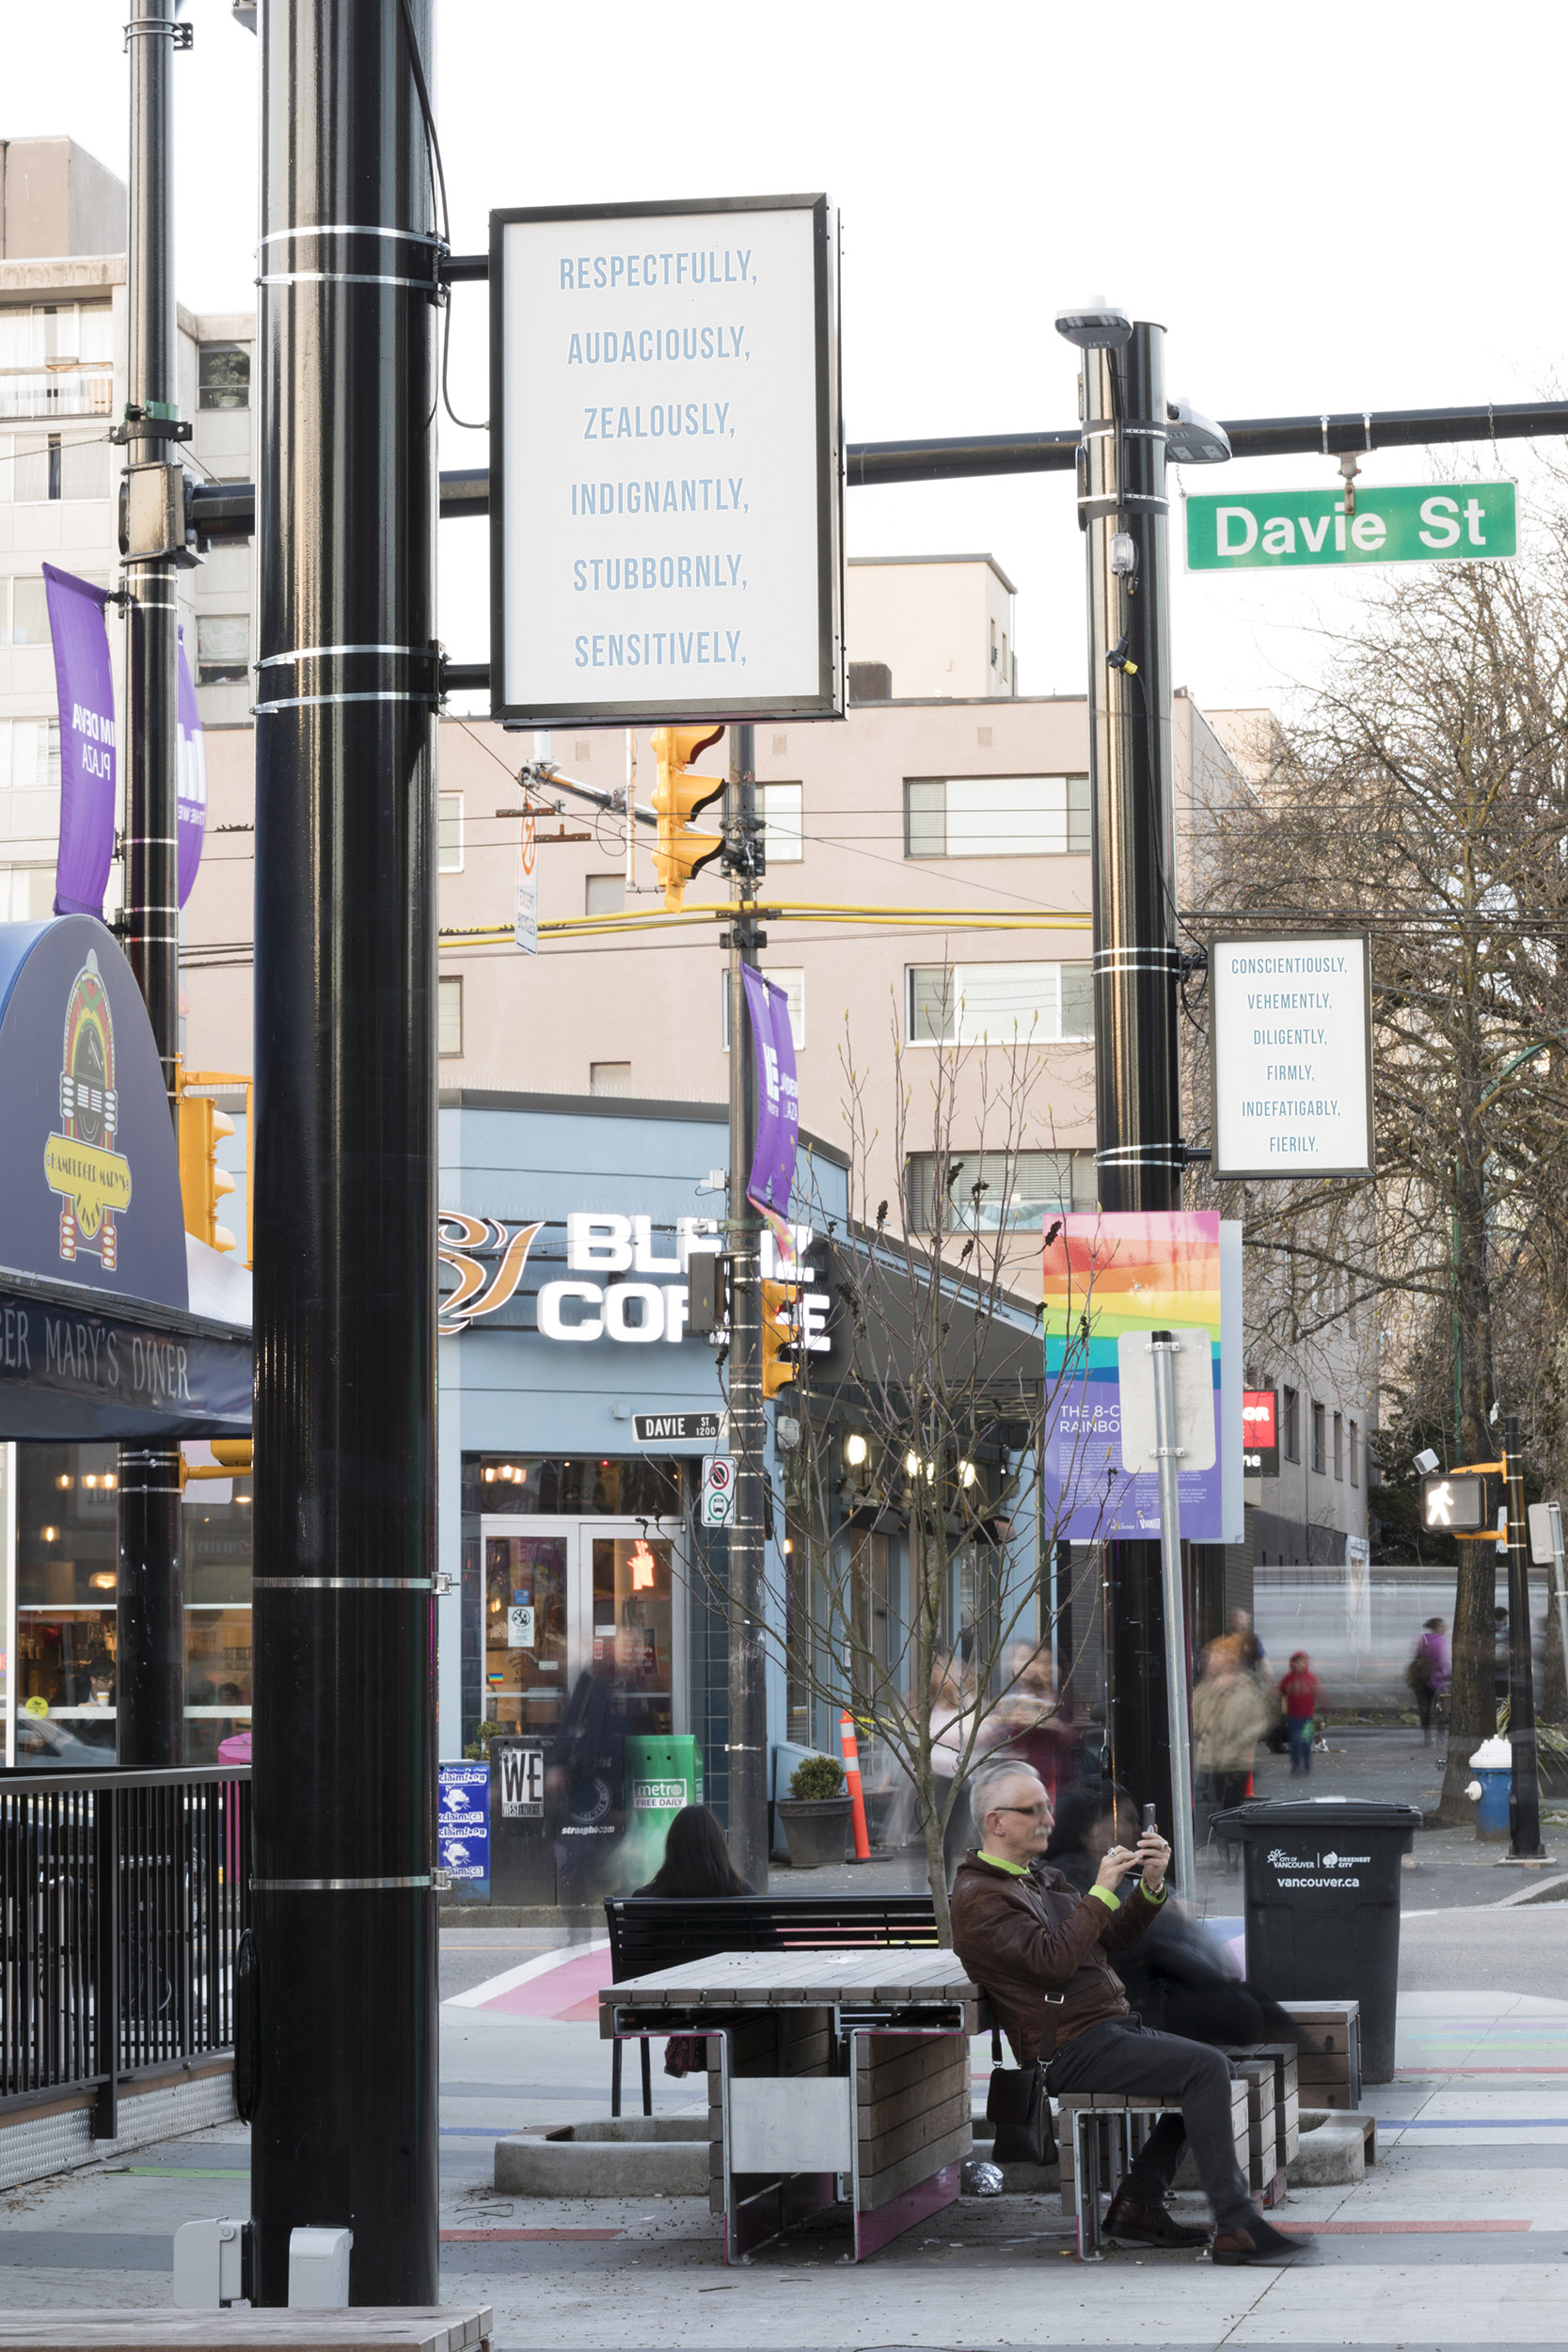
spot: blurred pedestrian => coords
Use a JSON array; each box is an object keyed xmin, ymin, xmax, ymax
[
  {"xmin": 1407, "ymin": 1616, "xmax": 1450, "ymax": 1745},
  {"xmin": 930, "ymin": 1656, "xmax": 976, "ymax": 1886},
  {"xmin": 984, "ymin": 1643, "xmax": 1080, "ymax": 1801},
  {"xmin": 1193, "ymin": 1641, "xmax": 1272, "ymax": 1859},
  {"xmin": 1277, "ymin": 1651, "xmax": 1319, "ymax": 1775}
]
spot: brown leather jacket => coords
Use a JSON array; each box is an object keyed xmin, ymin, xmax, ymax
[{"xmin": 949, "ymin": 1851, "xmax": 1166, "ymax": 2066}]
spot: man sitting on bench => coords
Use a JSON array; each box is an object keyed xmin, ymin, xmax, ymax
[{"xmin": 951, "ymin": 1758, "xmax": 1307, "ymax": 2265}]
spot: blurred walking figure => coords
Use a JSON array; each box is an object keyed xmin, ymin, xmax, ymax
[
  {"xmin": 930, "ymin": 1657, "xmax": 975, "ymax": 1886},
  {"xmin": 1277, "ymin": 1651, "xmax": 1319, "ymax": 1776},
  {"xmin": 1193, "ymin": 1641, "xmax": 1272, "ymax": 1862},
  {"xmin": 1407, "ymin": 1616, "xmax": 1451, "ymax": 1745},
  {"xmin": 983, "ymin": 1643, "xmax": 1080, "ymax": 1801}
]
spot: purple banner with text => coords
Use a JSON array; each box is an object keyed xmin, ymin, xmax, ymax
[
  {"xmin": 43, "ymin": 564, "xmax": 116, "ymax": 919},
  {"xmin": 176, "ymin": 626, "xmax": 207, "ymax": 906},
  {"xmin": 741, "ymin": 963, "xmax": 800, "ymax": 1244}
]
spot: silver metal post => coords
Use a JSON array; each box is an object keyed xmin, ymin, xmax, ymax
[
  {"xmin": 1549, "ymin": 1503, "xmax": 1568, "ymax": 1711},
  {"xmin": 1148, "ymin": 1332, "xmax": 1196, "ymax": 1896}
]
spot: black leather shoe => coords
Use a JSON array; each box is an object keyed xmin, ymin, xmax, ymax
[
  {"xmin": 1103, "ymin": 2190, "xmax": 1212, "ymax": 2249},
  {"xmin": 1210, "ymin": 2215, "xmax": 1314, "ymax": 2264}
]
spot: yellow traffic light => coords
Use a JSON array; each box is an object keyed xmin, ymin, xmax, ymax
[
  {"xmin": 177, "ymin": 1071, "xmax": 238, "ymax": 1254},
  {"xmin": 179, "ymin": 1439, "xmax": 253, "ymax": 1490},
  {"xmin": 761, "ymin": 1279, "xmax": 799, "ymax": 1401},
  {"xmin": 651, "ymin": 723, "xmax": 725, "ymax": 909}
]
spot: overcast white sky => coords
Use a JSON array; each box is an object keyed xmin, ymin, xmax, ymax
[{"xmin": 5, "ymin": 0, "xmax": 1563, "ymax": 716}]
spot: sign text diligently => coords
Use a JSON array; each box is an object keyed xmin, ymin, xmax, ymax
[
  {"xmin": 1185, "ymin": 481, "xmax": 1517, "ymax": 572},
  {"xmin": 1210, "ymin": 936, "xmax": 1374, "ymax": 1181}
]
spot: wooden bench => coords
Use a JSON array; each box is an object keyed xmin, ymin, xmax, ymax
[
  {"xmin": 0, "ymin": 2314, "xmax": 491, "ymax": 2352},
  {"xmin": 603, "ymin": 1892, "xmax": 938, "ymax": 2115},
  {"xmin": 1278, "ymin": 2000, "xmax": 1361, "ymax": 2108},
  {"xmin": 1226, "ymin": 2043, "xmax": 1299, "ymax": 2205},
  {"xmin": 1058, "ymin": 2085, "xmax": 1250, "ymax": 2259}
]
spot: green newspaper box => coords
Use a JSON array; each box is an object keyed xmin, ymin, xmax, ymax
[{"xmin": 621, "ymin": 1733, "xmax": 703, "ymax": 1886}]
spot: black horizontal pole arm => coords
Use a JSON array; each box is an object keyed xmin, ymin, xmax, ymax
[{"xmin": 184, "ymin": 398, "xmax": 1568, "ymax": 539}]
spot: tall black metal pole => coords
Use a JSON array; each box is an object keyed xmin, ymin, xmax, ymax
[
  {"xmin": 1504, "ymin": 1414, "xmax": 1544, "ymax": 1858},
  {"xmin": 117, "ymin": 0, "xmax": 183, "ymax": 1770},
  {"xmin": 1079, "ymin": 323, "xmax": 1182, "ymax": 1835},
  {"xmin": 725, "ymin": 723, "xmax": 769, "ymax": 1889},
  {"xmin": 250, "ymin": 0, "xmax": 439, "ymax": 2305}
]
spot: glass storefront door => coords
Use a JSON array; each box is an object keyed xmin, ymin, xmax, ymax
[{"xmin": 479, "ymin": 1518, "xmax": 682, "ymax": 1743}]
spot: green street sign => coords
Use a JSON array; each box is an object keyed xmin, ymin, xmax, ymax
[{"xmin": 1185, "ymin": 480, "xmax": 1516, "ymax": 571}]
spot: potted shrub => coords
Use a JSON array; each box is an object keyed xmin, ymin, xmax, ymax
[{"xmin": 776, "ymin": 1753, "xmax": 852, "ymax": 1868}]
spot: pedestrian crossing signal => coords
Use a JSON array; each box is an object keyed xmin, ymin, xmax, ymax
[{"xmin": 1420, "ymin": 1472, "xmax": 1487, "ymax": 1532}]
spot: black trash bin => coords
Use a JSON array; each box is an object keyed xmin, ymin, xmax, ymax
[{"xmin": 1212, "ymin": 1798, "xmax": 1420, "ymax": 2083}]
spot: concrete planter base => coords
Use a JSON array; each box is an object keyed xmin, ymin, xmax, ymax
[{"xmin": 495, "ymin": 2118, "xmax": 707, "ymax": 2198}]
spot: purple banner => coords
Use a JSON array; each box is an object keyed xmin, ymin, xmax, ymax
[
  {"xmin": 176, "ymin": 626, "xmax": 207, "ymax": 906},
  {"xmin": 741, "ymin": 964, "xmax": 800, "ymax": 1242},
  {"xmin": 43, "ymin": 564, "xmax": 116, "ymax": 919}
]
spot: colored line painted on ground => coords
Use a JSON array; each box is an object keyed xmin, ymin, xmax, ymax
[
  {"xmin": 439, "ymin": 2228, "xmax": 623, "ymax": 2242},
  {"xmin": 1275, "ymin": 2219, "xmax": 1531, "ymax": 2234}
]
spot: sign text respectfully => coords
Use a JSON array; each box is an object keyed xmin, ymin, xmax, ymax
[
  {"xmin": 1185, "ymin": 481, "xmax": 1516, "ymax": 572},
  {"xmin": 494, "ymin": 199, "xmax": 840, "ymax": 724},
  {"xmin": 1210, "ymin": 936, "xmax": 1373, "ymax": 1180}
]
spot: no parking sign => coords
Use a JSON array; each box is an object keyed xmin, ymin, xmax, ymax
[{"xmin": 701, "ymin": 1454, "xmax": 735, "ymax": 1528}]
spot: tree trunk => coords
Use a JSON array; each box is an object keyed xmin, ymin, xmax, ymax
[
  {"xmin": 922, "ymin": 1776, "xmax": 953, "ymax": 1946},
  {"xmin": 1438, "ymin": 1143, "xmax": 1500, "ymax": 1822}
]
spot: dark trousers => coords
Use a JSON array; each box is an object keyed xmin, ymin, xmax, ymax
[
  {"xmin": 1286, "ymin": 1717, "xmax": 1313, "ymax": 1773},
  {"xmin": 1046, "ymin": 2014, "xmax": 1254, "ymax": 2233}
]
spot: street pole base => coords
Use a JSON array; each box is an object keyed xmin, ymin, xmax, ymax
[{"xmin": 1496, "ymin": 1851, "xmax": 1557, "ymax": 1866}]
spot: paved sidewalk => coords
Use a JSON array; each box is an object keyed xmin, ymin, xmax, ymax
[{"xmin": 4, "ymin": 1913, "xmax": 1567, "ymax": 2345}]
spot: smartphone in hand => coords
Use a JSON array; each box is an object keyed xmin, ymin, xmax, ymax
[{"xmin": 1141, "ymin": 1804, "xmax": 1158, "ymax": 1836}]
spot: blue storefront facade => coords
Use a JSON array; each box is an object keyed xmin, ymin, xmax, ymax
[{"xmin": 434, "ymin": 1089, "xmax": 852, "ymax": 1891}]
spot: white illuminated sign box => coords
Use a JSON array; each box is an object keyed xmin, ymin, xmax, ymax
[
  {"xmin": 1210, "ymin": 933, "xmax": 1374, "ymax": 1181},
  {"xmin": 490, "ymin": 193, "xmax": 844, "ymax": 727}
]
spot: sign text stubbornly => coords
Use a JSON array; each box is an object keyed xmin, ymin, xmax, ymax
[{"xmin": 1185, "ymin": 481, "xmax": 1517, "ymax": 572}]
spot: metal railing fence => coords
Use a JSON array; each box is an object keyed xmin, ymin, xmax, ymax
[{"xmin": 0, "ymin": 1765, "xmax": 250, "ymax": 2138}]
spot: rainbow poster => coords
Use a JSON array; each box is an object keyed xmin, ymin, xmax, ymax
[{"xmin": 1041, "ymin": 1210, "xmax": 1225, "ymax": 1541}]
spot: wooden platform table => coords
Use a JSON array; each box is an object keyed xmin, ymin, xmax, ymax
[
  {"xmin": 600, "ymin": 1946, "xmax": 980, "ymax": 2262},
  {"xmin": 0, "ymin": 2313, "xmax": 491, "ymax": 2352}
]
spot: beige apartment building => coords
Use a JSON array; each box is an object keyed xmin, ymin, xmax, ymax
[
  {"xmin": 0, "ymin": 131, "xmax": 1373, "ymax": 1573},
  {"xmin": 0, "ymin": 135, "xmax": 256, "ymax": 935}
]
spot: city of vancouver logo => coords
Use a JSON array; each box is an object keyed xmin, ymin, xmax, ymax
[{"xmin": 44, "ymin": 951, "xmax": 132, "ymax": 1269}]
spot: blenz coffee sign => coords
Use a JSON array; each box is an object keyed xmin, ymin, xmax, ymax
[{"xmin": 438, "ymin": 1209, "xmax": 828, "ymax": 1350}]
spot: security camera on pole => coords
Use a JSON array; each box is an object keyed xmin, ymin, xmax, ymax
[{"xmin": 1053, "ymin": 300, "xmax": 1229, "ymax": 1839}]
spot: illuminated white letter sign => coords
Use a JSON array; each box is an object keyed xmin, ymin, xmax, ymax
[{"xmin": 490, "ymin": 193, "xmax": 844, "ymax": 727}]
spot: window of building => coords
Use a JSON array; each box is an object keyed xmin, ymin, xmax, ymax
[
  {"xmin": 198, "ymin": 344, "xmax": 251, "ymax": 410},
  {"xmin": 0, "ymin": 864, "xmax": 56, "ymax": 919},
  {"xmin": 0, "ymin": 432, "xmax": 109, "ymax": 502},
  {"xmin": 437, "ymin": 792, "xmax": 464, "ymax": 873},
  {"xmin": 1349, "ymin": 1419, "xmax": 1359, "ymax": 1487},
  {"xmin": 722, "ymin": 967, "xmax": 804, "ymax": 1050},
  {"xmin": 8, "ymin": 577, "xmax": 48, "ymax": 644},
  {"xmin": 907, "ymin": 961, "xmax": 1092, "ymax": 1045},
  {"xmin": 906, "ymin": 1147, "xmax": 1096, "ymax": 1233},
  {"xmin": 1281, "ymin": 1386, "xmax": 1300, "ymax": 1462},
  {"xmin": 437, "ymin": 975, "xmax": 463, "ymax": 1057},
  {"xmin": 0, "ymin": 305, "xmax": 114, "ymax": 421},
  {"xmin": 0, "ymin": 718, "xmax": 62, "ymax": 791},
  {"xmin": 905, "ymin": 774, "xmax": 1090, "ymax": 860},
  {"xmin": 1311, "ymin": 1401, "xmax": 1326, "ymax": 1474},
  {"xmin": 1333, "ymin": 1411, "xmax": 1344, "ymax": 1480},
  {"xmin": 573, "ymin": 739, "xmax": 593, "ymax": 761},
  {"xmin": 759, "ymin": 780, "xmax": 803, "ymax": 863},
  {"xmin": 590, "ymin": 1061, "xmax": 630, "ymax": 1097},
  {"xmin": 585, "ymin": 874, "xmax": 624, "ymax": 916},
  {"xmin": 197, "ymin": 614, "xmax": 248, "ymax": 686}
]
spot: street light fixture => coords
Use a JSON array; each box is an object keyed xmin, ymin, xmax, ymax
[
  {"xmin": 1053, "ymin": 297, "xmax": 1132, "ymax": 351},
  {"xmin": 1164, "ymin": 396, "xmax": 1232, "ymax": 466}
]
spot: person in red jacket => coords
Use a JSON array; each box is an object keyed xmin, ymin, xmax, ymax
[{"xmin": 1278, "ymin": 1651, "xmax": 1320, "ymax": 1776}]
